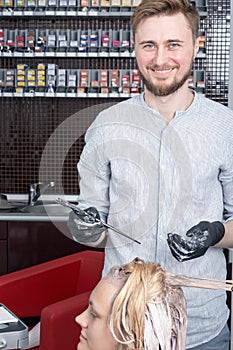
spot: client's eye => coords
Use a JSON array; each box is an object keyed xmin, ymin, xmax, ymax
[{"xmin": 89, "ymin": 310, "xmax": 98, "ymax": 319}]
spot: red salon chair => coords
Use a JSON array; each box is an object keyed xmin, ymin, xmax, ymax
[{"xmin": 0, "ymin": 250, "xmax": 104, "ymax": 350}]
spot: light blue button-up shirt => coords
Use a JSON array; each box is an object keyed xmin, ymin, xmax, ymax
[{"xmin": 76, "ymin": 92, "xmax": 233, "ymax": 348}]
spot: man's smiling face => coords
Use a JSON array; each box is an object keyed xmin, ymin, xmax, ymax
[{"xmin": 133, "ymin": 12, "xmax": 199, "ymax": 96}]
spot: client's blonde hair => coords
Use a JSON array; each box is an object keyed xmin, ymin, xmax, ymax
[{"xmin": 105, "ymin": 257, "xmax": 232, "ymax": 350}]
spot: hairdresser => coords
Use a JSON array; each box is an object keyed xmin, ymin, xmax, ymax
[{"xmin": 67, "ymin": 0, "xmax": 233, "ymax": 349}]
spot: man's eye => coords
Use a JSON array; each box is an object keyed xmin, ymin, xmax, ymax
[
  {"xmin": 169, "ymin": 43, "xmax": 180, "ymax": 49},
  {"xmin": 143, "ymin": 43, "xmax": 154, "ymax": 49}
]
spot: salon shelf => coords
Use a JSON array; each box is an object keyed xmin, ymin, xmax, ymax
[
  {"xmin": 0, "ymin": 8, "xmax": 210, "ymax": 17},
  {"xmin": 0, "ymin": 51, "xmax": 135, "ymax": 58},
  {"xmin": 0, "ymin": 51, "xmax": 207, "ymax": 58},
  {"xmin": 0, "ymin": 8, "xmax": 135, "ymax": 16},
  {"xmin": 0, "ymin": 0, "xmax": 209, "ymax": 17},
  {"xmin": 0, "ymin": 91, "xmax": 139, "ymax": 97}
]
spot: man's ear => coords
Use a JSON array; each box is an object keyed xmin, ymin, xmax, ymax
[
  {"xmin": 193, "ymin": 36, "xmax": 200, "ymax": 59},
  {"xmin": 131, "ymin": 36, "xmax": 134, "ymax": 47}
]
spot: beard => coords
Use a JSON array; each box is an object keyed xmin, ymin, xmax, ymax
[{"xmin": 138, "ymin": 62, "xmax": 193, "ymax": 97}]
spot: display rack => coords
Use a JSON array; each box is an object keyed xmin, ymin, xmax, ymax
[{"xmin": 0, "ymin": 0, "xmax": 231, "ymax": 194}]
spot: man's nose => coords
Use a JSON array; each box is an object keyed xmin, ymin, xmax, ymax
[{"xmin": 153, "ymin": 47, "xmax": 168, "ymax": 66}]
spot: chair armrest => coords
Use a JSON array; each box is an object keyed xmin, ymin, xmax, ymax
[{"xmin": 39, "ymin": 292, "xmax": 91, "ymax": 350}]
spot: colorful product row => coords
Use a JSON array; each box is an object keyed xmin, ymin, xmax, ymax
[{"xmin": 1, "ymin": 0, "xmax": 141, "ymax": 7}]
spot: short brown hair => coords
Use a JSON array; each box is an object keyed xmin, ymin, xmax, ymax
[{"xmin": 131, "ymin": 0, "xmax": 200, "ymax": 42}]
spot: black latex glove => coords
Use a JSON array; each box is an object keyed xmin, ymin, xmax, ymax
[
  {"xmin": 167, "ymin": 221, "xmax": 225, "ymax": 262},
  {"xmin": 67, "ymin": 206, "xmax": 106, "ymax": 243}
]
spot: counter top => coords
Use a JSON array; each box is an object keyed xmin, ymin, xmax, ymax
[
  {"xmin": 3, "ymin": 193, "xmax": 78, "ymax": 202},
  {"xmin": 0, "ymin": 194, "xmax": 76, "ymax": 222},
  {"xmin": 0, "ymin": 211, "xmax": 70, "ymax": 222}
]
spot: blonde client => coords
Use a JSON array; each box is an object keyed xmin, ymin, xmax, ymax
[{"xmin": 76, "ymin": 257, "xmax": 231, "ymax": 350}]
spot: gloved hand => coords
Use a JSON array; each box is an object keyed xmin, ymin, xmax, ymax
[
  {"xmin": 167, "ymin": 221, "xmax": 225, "ymax": 262},
  {"xmin": 67, "ymin": 206, "xmax": 106, "ymax": 243}
]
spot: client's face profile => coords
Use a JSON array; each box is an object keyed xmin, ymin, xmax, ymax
[{"xmin": 75, "ymin": 279, "xmax": 118, "ymax": 350}]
